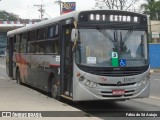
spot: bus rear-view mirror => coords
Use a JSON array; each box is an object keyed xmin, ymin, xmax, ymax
[{"xmin": 71, "ymin": 29, "xmax": 78, "ymax": 42}]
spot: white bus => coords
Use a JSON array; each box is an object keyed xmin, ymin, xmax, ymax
[{"xmin": 6, "ymin": 10, "xmax": 150, "ymax": 101}]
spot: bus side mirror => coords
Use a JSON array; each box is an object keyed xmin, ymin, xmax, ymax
[{"xmin": 71, "ymin": 29, "xmax": 78, "ymax": 42}]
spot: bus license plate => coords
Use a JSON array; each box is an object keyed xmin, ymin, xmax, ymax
[{"xmin": 112, "ymin": 90, "xmax": 125, "ymax": 95}]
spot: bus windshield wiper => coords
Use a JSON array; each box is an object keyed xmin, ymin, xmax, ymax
[
  {"xmin": 121, "ymin": 27, "xmax": 134, "ymax": 47},
  {"xmin": 97, "ymin": 25, "xmax": 117, "ymax": 48},
  {"xmin": 97, "ymin": 25, "xmax": 134, "ymax": 51},
  {"xmin": 114, "ymin": 30, "xmax": 119, "ymax": 51},
  {"xmin": 118, "ymin": 27, "xmax": 134, "ymax": 52},
  {"xmin": 123, "ymin": 29, "xmax": 133, "ymax": 43}
]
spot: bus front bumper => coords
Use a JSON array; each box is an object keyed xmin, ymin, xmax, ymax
[{"xmin": 73, "ymin": 80, "xmax": 150, "ymax": 101}]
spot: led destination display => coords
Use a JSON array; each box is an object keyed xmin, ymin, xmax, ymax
[{"xmin": 78, "ymin": 11, "xmax": 146, "ymax": 24}]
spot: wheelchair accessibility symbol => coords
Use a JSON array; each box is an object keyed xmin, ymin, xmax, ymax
[{"xmin": 119, "ymin": 59, "xmax": 126, "ymax": 66}]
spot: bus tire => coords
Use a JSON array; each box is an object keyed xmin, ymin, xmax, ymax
[
  {"xmin": 16, "ymin": 69, "xmax": 21, "ymax": 85},
  {"xmin": 51, "ymin": 80, "xmax": 60, "ymax": 100}
]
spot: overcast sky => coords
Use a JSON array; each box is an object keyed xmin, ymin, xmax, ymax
[{"xmin": 0, "ymin": 0, "xmax": 95, "ymax": 19}]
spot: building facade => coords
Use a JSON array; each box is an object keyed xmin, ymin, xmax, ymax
[{"xmin": 150, "ymin": 20, "xmax": 160, "ymax": 43}]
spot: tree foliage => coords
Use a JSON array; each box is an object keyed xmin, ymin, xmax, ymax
[
  {"xmin": 95, "ymin": 0, "xmax": 139, "ymax": 10},
  {"xmin": 0, "ymin": 11, "xmax": 18, "ymax": 21},
  {"xmin": 140, "ymin": 0, "xmax": 160, "ymax": 20}
]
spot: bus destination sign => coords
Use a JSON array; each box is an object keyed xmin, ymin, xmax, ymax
[
  {"xmin": 89, "ymin": 14, "xmax": 139, "ymax": 23},
  {"xmin": 78, "ymin": 12, "xmax": 144, "ymax": 24},
  {"xmin": 110, "ymin": 15, "xmax": 138, "ymax": 22}
]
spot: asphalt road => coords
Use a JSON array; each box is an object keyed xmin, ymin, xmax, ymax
[
  {"xmin": 0, "ymin": 57, "xmax": 160, "ymax": 120},
  {"xmin": 66, "ymin": 71, "xmax": 160, "ymax": 120},
  {"xmin": 150, "ymin": 73, "xmax": 160, "ymax": 97}
]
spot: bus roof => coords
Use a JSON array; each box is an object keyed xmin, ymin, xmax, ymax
[
  {"xmin": 7, "ymin": 10, "xmax": 80, "ymax": 36},
  {"xmin": 7, "ymin": 9, "xmax": 146, "ymax": 36}
]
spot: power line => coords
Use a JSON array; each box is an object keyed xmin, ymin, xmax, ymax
[{"xmin": 44, "ymin": 12, "xmax": 52, "ymax": 18}]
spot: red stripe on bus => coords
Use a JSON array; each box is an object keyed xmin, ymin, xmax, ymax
[{"xmin": 49, "ymin": 64, "xmax": 60, "ymax": 67}]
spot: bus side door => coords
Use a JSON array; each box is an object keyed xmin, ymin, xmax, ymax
[{"xmin": 60, "ymin": 24, "xmax": 73, "ymax": 97}]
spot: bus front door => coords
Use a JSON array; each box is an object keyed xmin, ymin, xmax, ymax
[{"xmin": 60, "ymin": 25, "xmax": 73, "ymax": 98}]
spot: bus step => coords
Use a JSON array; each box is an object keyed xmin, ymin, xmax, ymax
[{"xmin": 61, "ymin": 95, "xmax": 73, "ymax": 101}]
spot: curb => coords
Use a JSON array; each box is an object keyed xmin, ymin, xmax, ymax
[
  {"xmin": 150, "ymin": 69, "xmax": 160, "ymax": 73},
  {"xmin": 150, "ymin": 70, "xmax": 154, "ymax": 73}
]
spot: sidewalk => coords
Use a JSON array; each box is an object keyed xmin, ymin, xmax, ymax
[
  {"xmin": 0, "ymin": 57, "xmax": 101, "ymax": 120},
  {"xmin": 150, "ymin": 69, "xmax": 160, "ymax": 73},
  {"xmin": 0, "ymin": 57, "xmax": 6, "ymax": 69},
  {"xmin": 0, "ymin": 56, "xmax": 6, "ymax": 64}
]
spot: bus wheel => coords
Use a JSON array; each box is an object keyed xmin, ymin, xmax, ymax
[
  {"xmin": 16, "ymin": 69, "xmax": 21, "ymax": 85},
  {"xmin": 51, "ymin": 82, "xmax": 58, "ymax": 99}
]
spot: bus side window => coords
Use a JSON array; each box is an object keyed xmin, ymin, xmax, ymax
[
  {"xmin": 14, "ymin": 34, "xmax": 21, "ymax": 53},
  {"xmin": 35, "ymin": 41, "xmax": 45, "ymax": 54},
  {"xmin": 46, "ymin": 24, "xmax": 59, "ymax": 54},
  {"xmin": 45, "ymin": 39, "xmax": 59, "ymax": 54},
  {"xmin": 35, "ymin": 39, "xmax": 60, "ymax": 54},
  {"xmin": 28, "ymin": 30, "xmax": 36, "ymax": 53},
  {"xmin": 29, "ymin": 30, "xmax": 37, "ymax": 42},
  {"xmin": 28, "ymin": 42, "xmax": 35, "ymax": 53},
  {"xmin": 37, "ymin": 28, "xmax": 47, "ymax": 40},
  {"xmin": 20, "ymin": 33, "xmax": 28, "ymax": 53},
  {"xmin": 48, "ymin": 27, "xmax": 54, "ymax": 38},
  {"xmin": 48, "ymin": 25, "xmax": 59, "ymax": 38}
]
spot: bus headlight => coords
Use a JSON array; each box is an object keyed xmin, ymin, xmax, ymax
[
  {"xmin": 138, "ymin": 75, "xmax": 150, "ymax": 86},
  {"xmin": 76, "ymin": 74, "xmax": 98, "ymax": 88},
  {"xmin": 85, "ymin": 80, "xmax": 97, "ymax": 88},
  {"xmin": 92, "ymin": 83, "xmax": 97, "ymax": 88},
  {"xmin": 142, "ymin": 77, "xmax": 148, "ymax": 84},
  {"xmin": 85, "ymin": 80, "xmax": 90, "ymax": 86}
]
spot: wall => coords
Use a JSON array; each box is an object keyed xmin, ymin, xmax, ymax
[
  {"xmin": 149, "ymin": 43, "xmax": 160, "ymax": 68},
  {"xmin": 151, "ymin": 21, "xmax": 160, "ymax": 32}
]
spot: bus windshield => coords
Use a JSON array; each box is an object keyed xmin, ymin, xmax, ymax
[{"xmin": 76, "ymin": 28, "xmax": 148, "ymax": 67}]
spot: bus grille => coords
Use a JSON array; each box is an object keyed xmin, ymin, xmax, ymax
[
  {"xmin": 88, "ymin": 70, "xmax": 144, "ymax": 76},
  {"xmin": 102, "ymin": 94, "xmax": 134, "ymax": 97},
  {"xmin": 99, "ymin": 82, "xmax": 136, "ymax": 86},
  {"xmin": 77, "ymin": 65, "xmax": 149, "ymax": 77}
]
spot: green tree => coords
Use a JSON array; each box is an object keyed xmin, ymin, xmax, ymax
[
  {"xmin": 0, "ymin": 11, "xmax": 18, "ymax": 21},
  {"xmin": 140, "ymin": 0, "xmax": 160, "ymax": 20},
  {"xmin": 155, "ymin": 1, "xmax": 160, "ymax": 20},
  {"xmin": 95, "ymin": 0, "xmax": 139, "ymax": 10}
]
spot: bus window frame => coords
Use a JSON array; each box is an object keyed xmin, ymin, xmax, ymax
[
  {"xmin": 35, "ymin": 23, "xmax": 60, "ymax": 55},
  {"xmin": 20, "ymin": 32, "xmax": 28, "ymax": 53},
  {"xmin": 14, "ymin": 34, "xmax": 21, "ymax": 53}
]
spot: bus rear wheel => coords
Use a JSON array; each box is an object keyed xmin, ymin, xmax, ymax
[{"xmin": 51, "ymin": 82, "xmax": 59, "ymax": 99}]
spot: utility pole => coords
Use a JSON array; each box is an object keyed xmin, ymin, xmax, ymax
[
  {"xmin": 34, "ymin": 4, "xmax": 45, "ymax": 20},
  {"xmin": 55, "ymin": 0, "xmax": 62, "ymax": 15}
]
